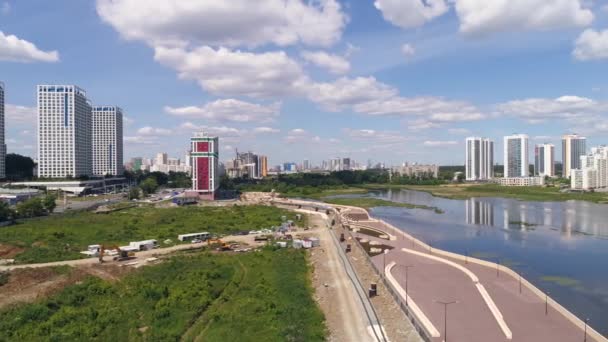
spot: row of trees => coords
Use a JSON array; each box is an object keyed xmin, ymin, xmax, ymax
[{"xmin": 0, "ymin": 194, "xmax": 57, "ymax": 222}]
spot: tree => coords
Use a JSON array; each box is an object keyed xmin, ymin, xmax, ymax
[
  {"xmin": 140, "ymin": 178, "xmax": 159, "ymax": 195},
  {"xmin": 128, "ymin": 187, "xmax": 141, "ymax": 200},
  {"xmin": 16, "ymin": 198, "xmax": 46, "ymax": 218},
  {"xmin": 5, "ymin": 153, "xmax": 35, "ymax": 180},
  {"xmin": 0, "ymin": 201, "xmax": 15, "ymax": 222},
  {"xmin": 42, "ymin": 194, "xmax": 57, "ymax": 213}
]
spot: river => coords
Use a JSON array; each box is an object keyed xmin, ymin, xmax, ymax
[{"xmin": 332, "ymin": 189, "xmax": 608, "ymax": 335}]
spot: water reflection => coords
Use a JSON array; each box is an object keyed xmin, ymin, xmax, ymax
[{"xmin": 465, "ymin": 198, "xmax": 494, "ymax": 226}]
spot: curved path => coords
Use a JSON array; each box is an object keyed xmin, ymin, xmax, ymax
[{"xmin": 340, "ymin": 206, "xmax": 606, "ymax": 342}]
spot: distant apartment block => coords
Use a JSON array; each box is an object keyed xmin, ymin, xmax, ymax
[
  {"xmin": 0, "ymin": 82, "xmax": 5, "ymax": 179},
  {"xmin": 496, "ymin": 177, "xmax": 545, "ymax": 187},
  {"xmin": 92, "ymin": 106, "xmax": 123, "ymax": 176},
  {"xmin": 465, "ymin": 137, "xmax": 494, "ymax": 181},
  {"xmin": 190, "ymin": 133, "xmax": 219, "ymax": 199},
  {"xmin": 571, "ymin": 146, "xmax": 608, "ymax": 190},
  {"xmin": 504, "ymin": 134, "xmax": 529, "ymax": 178},
  {"xmin": 562, "ymin": 134, "xmax": 586, "ymax": 178},
  {"xmin": 534, "ymin": 143, "xmax": 555, "ymax": 177},
  {"xmin": 37, "ymin": 85, "xmax": 92, "ymax": 178},
  {"xmin": 392, "ymin": 162, "xmax": 439, "ymax": 178}
]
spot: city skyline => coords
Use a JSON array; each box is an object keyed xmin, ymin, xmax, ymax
[{"xmin": 0, "ymin": 1, "xmax": 607, "ymax": 166}]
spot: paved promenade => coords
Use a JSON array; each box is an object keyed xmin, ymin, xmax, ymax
[{"xmin": 340, "ymin": 206, "xmax": 606, "ymax": 342}]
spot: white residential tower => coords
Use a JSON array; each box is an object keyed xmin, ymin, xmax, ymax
[
  {"xmin": 534, "ymin": 144, "xmax": 555, "ymax": 177},
  {"xmin": 37, "ymin": 85, "xmax": 92, "ymax": 178},
  {"xmin": 504, "ymin": 134, "xmax": 529, "ymax": 178},
  {"xmin": 562, "ymin": 134, "xmax": 586, "ymax": 178},
  {"xmin": 465, "ymin": 137, "xmax": 494, "ymax": 181},
  {"xmin": 92, "ymin": 106, "xmax": 123, "ymax": 176}
]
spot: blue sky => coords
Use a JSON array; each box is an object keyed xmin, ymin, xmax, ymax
[{"xmin": 0, "ymin": 0, "xmax": 607, "ymax": 167}]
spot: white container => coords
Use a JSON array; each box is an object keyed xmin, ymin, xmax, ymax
[
  {"xmin": 309, "ymin": 237, "xmax": 320, "ymax": 247},
  {"xmin": 292, "ymin": 239, "xmax": 303, "ymax": 249},
  {"xmin": 276, "ymin": 241, "xmax": 288, "ymax": 248},
  {"xmin": 302, "ymin": 240, "xmax": 312, "ymax": 249}
]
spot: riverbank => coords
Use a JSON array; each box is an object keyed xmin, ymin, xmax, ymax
[
  {"xmin": 360, "ymin": 183, "xmax": 608, "ymax": 203},
  {"xmin": 324, "ymin": 197, "xmax": 443, "ymax": 213},
  {"xmin": 334, "ymin": 203, "xmax": 607, "ymax": 342}
]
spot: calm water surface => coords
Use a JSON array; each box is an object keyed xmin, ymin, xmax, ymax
[{"xmin": 335, "ymin": 189, "xmax": 608, "ymax": 335}]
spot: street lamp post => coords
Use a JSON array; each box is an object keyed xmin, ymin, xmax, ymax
[
  {"xmin": 519, "ymin": 272, "xmax": 522, "ymax": 294},
  {"xmin": 465, "ymin": 250, "xmax": 468, "ymax": 264},
  {"xmin": 545, "ymin": 291, "xmax": 550, "ymax": 316},
  {"xmin": 398, "ymin": 265, "xmax": 414, "ymax": 308},
  {"xmin": 496, "ymin": 259, "xmax": 500, "ymax": 278},
  {"xmin": 584, "ymin": 318, "xmax": 589, "ymax": 342},
  {"xmin": 383, "ymin": 249, "xmax": 389, "ymax": 277},
  {"xmin": 435, "ymin": 300, "xmax": 458, "ymax": 342}
]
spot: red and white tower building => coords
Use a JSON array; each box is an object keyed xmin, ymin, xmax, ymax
[{"xmin": 190, "ymin": 132, "xmax": 219, "ymax": 200}]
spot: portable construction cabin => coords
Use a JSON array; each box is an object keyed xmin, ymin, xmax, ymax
[
  {"xmin": 178, "ymin": 232, "xmax": 211, "ymax": 242},
  {"xmin": 309, "ymin": 238, "xmax": 320, "ymax": 247},
  {"xmin": 129, "ymin": 239, "xmax": 158, "ymax": 251},
  {"xmin": 292, "ymin": 239, "xmax": 303, "ymax": 249}
]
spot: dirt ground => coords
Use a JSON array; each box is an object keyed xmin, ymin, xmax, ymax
[
  {"xmin": 0, "ymin": 244, "xmax": 24, "ymax": 259},
  {"xmin": 334, "ymin": 222, "xmax": 423, "ymax": 342},
  {"xmin": 0, "ymin": 264, "xmax": 130, "ymax": 310},
  {"xmin": 307, "ymin": 213, "xmax": 375, "ymax": 342}
]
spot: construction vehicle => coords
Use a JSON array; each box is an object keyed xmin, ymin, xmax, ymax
[
  {"xmin": 98, "ymin": 245, "xmax": 134, "ymax": 263},
  {"xmin": 207, "ymin": 239, "xmax": 232, "ymax": 251}
]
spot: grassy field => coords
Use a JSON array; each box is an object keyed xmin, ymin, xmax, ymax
[
  {"xmin": 0, "ymin": 205, "xmax": 303, "ymax": 264},
  {"xmin": 282, "ymin": 187, "xmax": 368, "ymax": 200},
  {"xmin": 0, "ymin": 249, "xmax": 326, "ymax": 341},
  {"xmin": 324, "ymin": 197, "xmax": 443, "ymax": 213},
  {"xmin": 362, "ymin": 183, "xmax": 608, "ymax": 203}
]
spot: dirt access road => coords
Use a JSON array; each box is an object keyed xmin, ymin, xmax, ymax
[{"xmin": 307, "ymin": 212, "xmax": 377, "ymax": 342}]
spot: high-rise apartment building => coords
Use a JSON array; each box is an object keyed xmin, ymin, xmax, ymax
[
  {"xmin": 465, "ymin": 137, "xmax": 494, "ymax": 181},
  {"xmin": 562, "ymin": 134, "xmax": 586, "ymax": 178},
  {"xmin": 155, "ymin": 152, "xmax": 168, "ymax": 166},
  {"xmin": 534, "ymin": 144, "xmax": 555, "ymax": 177},
  {"xmin": 0, "ymin": 82, "xmax": 5, "ymax": 179},
  {"xmin": 190, "ymin": 133, "xmax": 219, "ymax": 199},
  {"xmin": 303, "ymin": 159, "xmax": 310, "ymax": 171},
  {"xmin": 37, "ymin": 85, "xmax": 92, "ymax": 178},
  {"xmin": 504, "ymin": 134, "xmax": 529, "ymax": 178},
  {"xmin": 259, "ymin": 155, "xmax": 268, "ymax": 177},
  {"xmin": 92, "ymin": 106, "xmax": 123, "ymax": 176}
]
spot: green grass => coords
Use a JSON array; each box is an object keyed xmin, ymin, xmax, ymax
[
  {"xmin": 0, "ymin": 249, "xmax": 325, "ymax": 341},
  {"xmin": 280, "ymin": 187, "xmax": 368, "ymax": 200},
  {"xmin": 324, "ymin": 197, "xmax": 443, "ymax": 213},
  {"xmin": 0, "ymin": 205, "xmax": 303, "ymax": 264},
  {"xmin": 540, "ymin": 275, "xmax": 581, "ymax": 287}
]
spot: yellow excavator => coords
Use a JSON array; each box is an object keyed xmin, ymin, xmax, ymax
[
  {"xmin": 207, "ymin": 239, "xmax": 232, "ymax": 251},
  {"xmin": 98, "ymin": 245, "xmax": 133, "ymax": 263}
]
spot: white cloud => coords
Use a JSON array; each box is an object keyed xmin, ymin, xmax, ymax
[
  {"xmin": 289, "ymin": 128, "xmax": 307, "ymax": 135},
  {"xmin": 253, "ymin": 127, "xmax": 280, "ymax": 134},
  {"xmin": 448, "ymin": 128, "xmax": 471, "ymax": 135},
  {"xmin": 345, "ymin": 128, "xmax": 408, "ymax": 144},
  {"xmin": 401, "ymin": 43, "xmax": 415, "ymax": 58},
  {"xmin": 423, "ymin": 140, "xmax": 458, "ymax": 147},
  {"xmin": 165, "ymin": 99, "xmax": 280, "ymax": 123},
  {"xmin": 154, "ymin": 46, "xmax": 308, "ymax": 98},
  {"xmin": 375, "ymin": 0, "xmax": 593, "ymax": 37},
  {"xmin": 0, "ymin": 31, "xmax": 59, "ymax": 63},
  {"xmin": 96, "ymin": 0, "xmax": 347, "ymax": 48},
  {"xmin": 137, "ymin": 126, "xmax": 173, "ymax": 136},
  {"xmin": 374, "ymin": 0, "xmax": 449, "ymax": 29},
  {"xmin": 5, "ymin": 104, "xmax": 36, "ymax": 123},
  {"xmin": 124, "ymin": 136, "xmax": 159, "ymax": 145},
  {"xmin": 179, "ymin": 122, "xmax": 245, "ymax": 137},
  {"xmin": 307, "ymin": 77, "xmax": 397, "ymax": 111},
  {"xmin": 301, "ymin": 50, "xmax": 350, "ymax": 74},
  {"xmin": 496, "ymin": 95, "xmax": 605, "ymax": 123},
  {"xmin": 454, "ymin": 0, "xmax": 593, "ymax": 36},
  {"xmin": 573, "ymin": 29, "xmax": 608, "ymax": 61}
]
